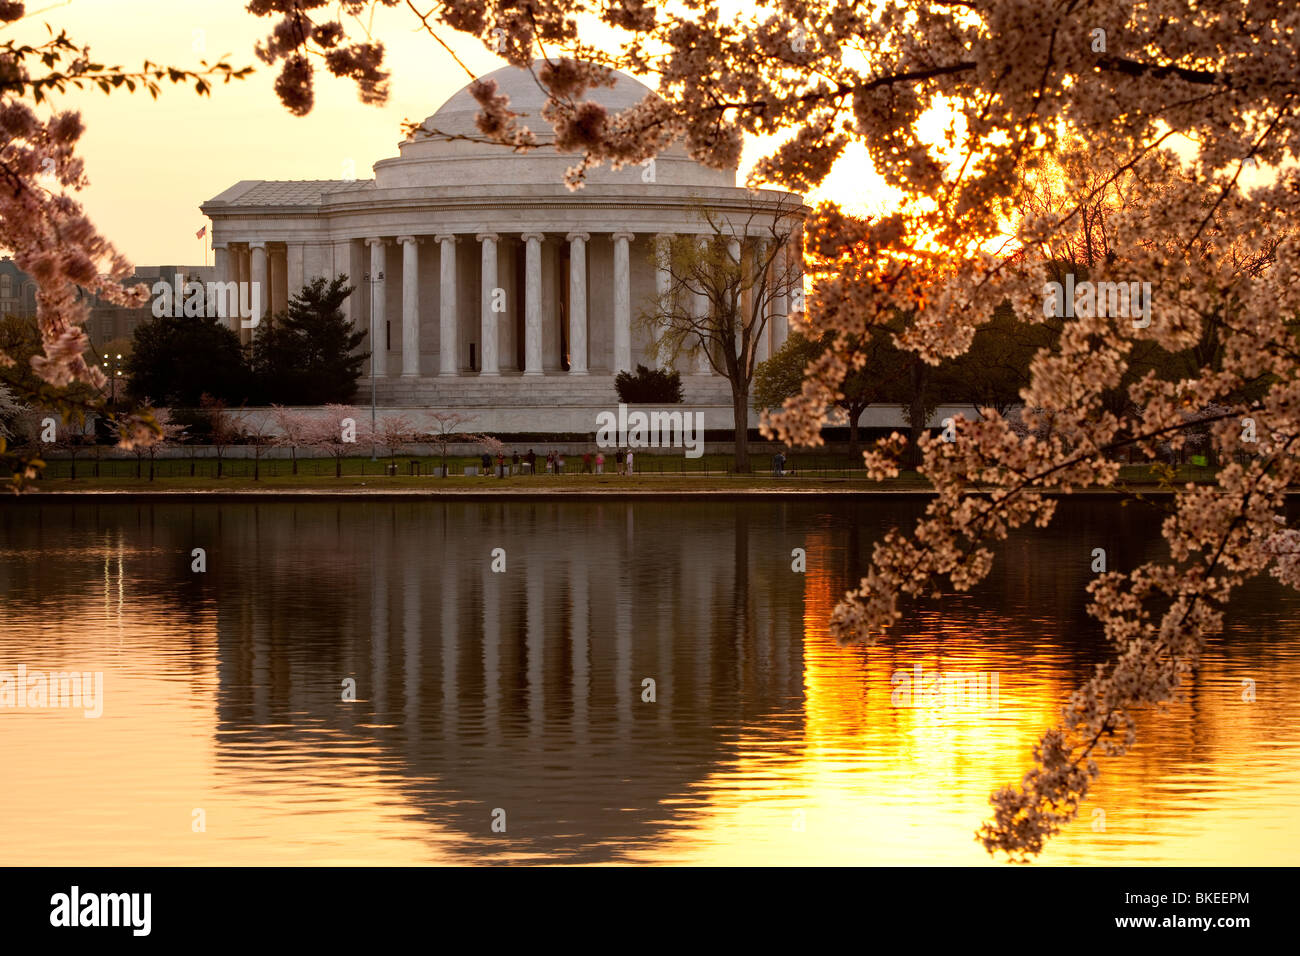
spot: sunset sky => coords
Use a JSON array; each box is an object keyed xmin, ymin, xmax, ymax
[{"xmin": 7, "ymin": 0, "xmax": 889, "ymax": 267}]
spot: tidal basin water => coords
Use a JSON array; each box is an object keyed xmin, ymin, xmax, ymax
[{"xmin": 1, "ymin": 497, "xmax": 1298, "ymax": 865}]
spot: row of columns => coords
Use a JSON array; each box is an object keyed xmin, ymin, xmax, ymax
[
  {"xmin": 365, "ymin": 230, "xmax": 647, "ymax": 378},
  {"xmin": 216, "ymin": 231, "xmax": 796, "ymax": 374},
  {"xmin": 213, "ymin": 240, "xmax": 292, "ymax": 346}
]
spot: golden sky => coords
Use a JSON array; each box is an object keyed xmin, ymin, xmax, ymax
[{"xmin": 7, "ymin": 0, "xmax": 889, "ymax": 267}]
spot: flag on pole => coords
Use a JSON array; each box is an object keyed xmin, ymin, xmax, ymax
[{"xmin": 195, "ymin": 225, "xmax": 207, "ymax": 239}]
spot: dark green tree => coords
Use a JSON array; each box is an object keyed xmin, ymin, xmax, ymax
[
  {"xmin": 252, "ymin": 276, "xmax": 367, "ymax": 405},
  {"xmin": 614, "ymin": 364, "xmax": 684, "ymax": 404},
  {"xmin": 0, "ymin": 315, "xmax": 43, "ymax": 397},
  {"xmin": 126, "ymin": 313, "xmax": 252, "ymax": 407},
  {"xmin": 753, "ymin": 333, "xmax": 819, "ymax": 414},
  {"xmin": 942, "ymin": 302, "xmax": 1057, "ymax": 416},
  {"xmin": 755, "ymin": 326, "xmax": 912, "ymax": 454}
]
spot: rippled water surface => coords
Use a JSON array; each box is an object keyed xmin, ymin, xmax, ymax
[{"xmin": 1, "ymin": 498, "xmax": 1298, "ymax": 865}]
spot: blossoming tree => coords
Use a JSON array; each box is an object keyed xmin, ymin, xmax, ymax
[
  {"xmin": 0, "ymin": 2, "xmax": 249, "ymax": 485},
  {"xmin": 271, "ymin": 404, "xmax": 312, "ymax": 476},
  {"xmin": 374, "ymin": 412, "xmax": 417, "ymax": 465},
  {"xmin": 3, "ymin": 0, "xmax": 1293, "ymax": 860},
  {"xmin": 425, "ymin": 410, "xmax": 478, "ymax": 478},
  {"xmin": 308, "ymin": 404, "xmax": 370, "ymax": 479},
  {"xmin": 242, "ymin": 0, "xmax": 1300, "ymax": 859}
]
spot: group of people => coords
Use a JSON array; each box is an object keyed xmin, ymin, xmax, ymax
[{"xmin": 478, "ymin": 448, "xmax": 639, "ymax": 476}]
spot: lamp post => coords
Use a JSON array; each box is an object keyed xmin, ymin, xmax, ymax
[
  {"xmin": 362, "ymin": 269, "xmax": 383, "ymax": 461},
  {"xmin": 100, "ymin": 353, "xmax": 123, "ymax": 405}
]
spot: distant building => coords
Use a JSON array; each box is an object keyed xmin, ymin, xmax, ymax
[
  {"xmin": 0, "ymin": 257, "xmax": 37, "ymax": 320},
  {"xmin": 85, "ymin": 265, "xmax": 215, "ymax": 343},
  {"xmin": 0, "ymin": 258, "xmax": 214, "ymax": 345}
]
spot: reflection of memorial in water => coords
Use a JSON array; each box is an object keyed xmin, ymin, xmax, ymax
[
  {"xmin": 3, "ymin": 498, "xmax": 1300, "ymax": 863},
  {"xmin": 210, "ymin": 501, "xmax": 809, "ymax": 862}
]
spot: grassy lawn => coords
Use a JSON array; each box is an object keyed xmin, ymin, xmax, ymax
[
  {"xmin": 27, "ymin": 451, "xmax": 869, "ymax": 482},
  {"xmin": 9, "ymin": 455, "xmax": 1228, "ymax": 492},
  {"xmin": 20, "ymin": 454, "xmax": 880, "ymax": 491}
]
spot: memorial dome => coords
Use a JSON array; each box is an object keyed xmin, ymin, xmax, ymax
[{"xmin": 375, "ymin": 60, "xmax": 735, "ymax": 189}]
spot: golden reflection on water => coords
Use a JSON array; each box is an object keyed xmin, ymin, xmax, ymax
[{"xmin": 1, "ymin": 499, "xmax": 1298, "ymax": 865}]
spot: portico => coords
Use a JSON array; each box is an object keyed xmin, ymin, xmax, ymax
[{"xmin": 201, "ymin": 61, "xmax": 804, "ymax": 412}]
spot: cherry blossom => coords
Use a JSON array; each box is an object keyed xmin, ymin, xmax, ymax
[{"xmin": 244, "ymin": 0, "xmax": 1298, "ymax": 860}]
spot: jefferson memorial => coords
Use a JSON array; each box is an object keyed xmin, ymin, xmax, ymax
[{"xmin": 201, "ymin": 61, "xmax": 805, "ymax": 431}]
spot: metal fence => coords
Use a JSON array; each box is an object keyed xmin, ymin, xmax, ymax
[{"xmin": 28, "ymin": 453, "xmax": 874, "ymax": 481}]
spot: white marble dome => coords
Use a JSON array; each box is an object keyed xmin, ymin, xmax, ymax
[
  {"xmin": 420, "ymin": 59, "xmax": 654, "ymax": 139},
  {"xmin": 376, "ymin": 60, "xmax": 735, "ymax": 189}
]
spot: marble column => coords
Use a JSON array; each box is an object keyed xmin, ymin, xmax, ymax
[
  {"xmin": 287, "ymin": 242, "xmax": 304, "ymax": 304},
  {"xmin": 653, "ymin": 233, "xmax": 673, "ymax": 368},
  {"xmin": 366, "ymin": 238, "xmax": 387, "ymax": 378},
  {"xmin": 436, "ymin": 234, "xmax": 458, "ymax": 376},
  {"xmin": 790, "ymin": 230, "xmax": 805, "ymax": 314},
  {"xmin": 693, "ymin": 235, "xmax": 712, "ymax": 375},
  {"xmin": 566, "ymin": 232, "xmax": 589, "ymax": 375},
  {"xmin": 477, "ymin": 233, "xmax": 499, "ymax": 376},
  {"xmin": 303, "ymin": 242, "xmax": 328, "ymax": 286},
  {"xmin": 612, "ymin": 232, "xmax": 634, "ymax": 373},
  {"xmin": 755, "ymin": 239, "xmax": 771, "ymax": 364},
  {"xmin": 728, "ymin": 237, "xmax": 743, "ymax": 368},
  {"xmin": 232, "ymin": 246, "xmax": 251, "ymax": 345},
  {"xmin": 211, "ymin": 243, "xmax": 233, "ymax": 332},
  {"xmin": 772, "ymin": 241, "xmax": 791, "ymax": 351},
  {"xmin": 212, "ymin": 242, "xmax": 229, "ymax": 284},
  {"xmin": 268, "ymin": 245, "xmax": 286, "ymax": 317},
  {"xmin": 522, "ymin": 232, "xmax": 544, "ymax": 375},
  {"xmin": 248, "ymin": 241, "xmax": 268, "ymax": 334},
  {"xmin": 230, "ymin": 244, "xmax": 245, "ymax": 288},
  {"xmin": 333, "ymin": 238, "xmax": 355, "ymax": 328},
  {"xmin": 398, "ymin": 236, "xmax": 420, "ymax": 377}
]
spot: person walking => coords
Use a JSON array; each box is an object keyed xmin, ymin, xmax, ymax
[
  {"xmin": 556, "ymin": 451, "xmax": 566, "ymax": 475},
  {"xmin": 496, "ymin": 450, "xmax": 506, "ymax": 478},
  {"xmin": 582, "ymin": 451, "xmax": 592, "ymax": 474},
  {"xmin": 511, "ymin": 450, "xmax": 519, "ymax": 476},
  {"xmin": 546, "ymin": 451, "xmax": 554, "ymax": 474},
  {"xmin": 526, "ymin": 448, "xmax": 536, "ymax": 475},
  {"xmin": 626, "ymin": 449, "xmax": 635, "ymax": 475},
  {"xmin": 595, "ymin": 451, "xmax": 605, "ymax": 475},
  {"xmin": 480, "ymin": 451, "xmax": 491, "ymax": 476},
  {"xmin": 615, "ymin": 448, "xmax": 625, "ymax": 475}
]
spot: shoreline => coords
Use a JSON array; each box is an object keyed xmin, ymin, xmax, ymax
[{"xmin": 1, "ymin": 483, "xmax": 1248, "ymax": 500}]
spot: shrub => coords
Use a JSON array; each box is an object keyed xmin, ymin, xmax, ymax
[{"xmin": 614, "ymin": 364, "xmax": 684, "ymax": 404}]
